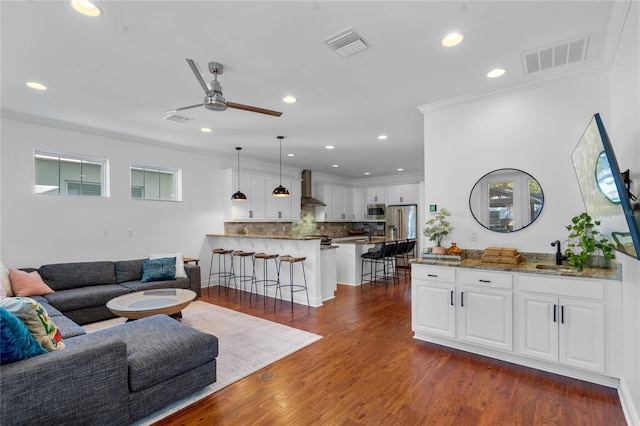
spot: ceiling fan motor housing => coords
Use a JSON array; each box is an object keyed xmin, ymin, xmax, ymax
[{"xmin": 205, "ymin": 94, "xmax": 227, "ymax": 111}]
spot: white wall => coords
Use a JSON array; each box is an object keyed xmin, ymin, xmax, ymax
[
  {"xmin": 609, "ymin": 1, "xmax": 640, "ymax": 423},
  {"xmin": 0, "ymin": 117, "xmax": 226, "ymax": 269},
  {"xmin": 421, "ymin": 72, "xmax": 610, "ymax": 253}
]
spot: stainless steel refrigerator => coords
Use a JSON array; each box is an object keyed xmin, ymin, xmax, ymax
[{"xmin": 386, "ymin": 204, "xmax": 417, "ymax": 241}]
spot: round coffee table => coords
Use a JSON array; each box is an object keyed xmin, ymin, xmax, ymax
[{"xmin": 106, "ymin": 288, "xmax": 197, "ymax": 320}]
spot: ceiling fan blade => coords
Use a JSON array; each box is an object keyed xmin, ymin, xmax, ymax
[
  {"xmin": 165, "ymin": 104, "xmax": 202, "ymax": 114},
  {"xmin": 227, "ymin": 101, "xmax": 283, "ymax": 117},
  {"xmin": 186, "ymin": 58, "xmax": 210, "ymax": 95}
]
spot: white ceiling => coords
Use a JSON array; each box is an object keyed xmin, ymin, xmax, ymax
[{"xmin": 0, "ymin": 1, "xmax": 624, "ymax": 180}]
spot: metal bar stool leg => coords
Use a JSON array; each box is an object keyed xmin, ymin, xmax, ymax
[{"xmin": 276, "ymin": 256, "xmax": 309, "ymax": 313}]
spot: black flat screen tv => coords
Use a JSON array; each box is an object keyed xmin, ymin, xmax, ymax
[{"xmin": 572, "ymin": 113, "xmax": 640, "ymax": 259}]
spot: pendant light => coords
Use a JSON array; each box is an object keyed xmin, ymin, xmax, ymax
[
  {"xmin": 272, "ymin": 136, "xmax": 290, "ymax": 197},
  {"xmin": 231, "ymin": 147, "xmax": 247, "ymax": 201}
]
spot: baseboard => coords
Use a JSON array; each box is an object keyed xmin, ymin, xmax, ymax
[{"xmin": 619, "ymin": 378, "xmax": 640, "ymax": 426}]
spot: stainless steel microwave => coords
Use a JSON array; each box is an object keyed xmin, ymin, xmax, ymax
[{"xmin": 366, "ymin": 204, "xmax": 386, "ymax": 220}]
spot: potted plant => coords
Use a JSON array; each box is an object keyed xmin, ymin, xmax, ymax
[
  {"xmin": 424, "ymin": 208, "xmax": 452, "ymax": 254},
  {"xmin": 564, "ymin": 212, "xmax": 615, "ymax": 271}
]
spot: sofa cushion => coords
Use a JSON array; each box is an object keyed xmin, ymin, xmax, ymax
[
  {"xmin": 43, "ymin": 285, "xmax": 130, "ymax": 312},
  {"xmin": 141, "ymin": 258, "xmax": 176, "ymax": 283},
  {"xmin": 66, "ymin": 314, "xmax": 218, "ymax": 392},
  {"xmin": 8, "ymin": 269, "xmax": 54, "ymax": 297},
  {"xmin": 0, "ymin": 297, "xmax": 65, "ymax": 351},
  {"xmin": 1, "ymin": 262, "xmax": 13, "ymax": 297},
  {"xmin": 120, "ymin": 277, "xmax": 191, "ymax": 293},
  {"xmin": 39, "ymin": 261, "xmax": 116, "ymax": 291},
  {"xmin": 114, "ymin": 259, "xmax": 144, "ymax": 283},
  {"xmin": 0, "ymin": 307, "xmax": 48, "ymax": 364}
]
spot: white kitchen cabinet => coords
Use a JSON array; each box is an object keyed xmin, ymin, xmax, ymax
[
  {"xmin": 316, "ymin": 184, "xmax": 353, "ymax": 222},
  {"xmin": 233, "ymin": 173, "xmax": 265, "ymax": 220},
  {"xmin": 386, "ymin": 184, "xmax": 418, "ymax": 204},
  {"xmin": 412, "ymin": 265, "xmax": 512, "ymax": 352},
  {"xmin": 518, "ymin": 291, "xmax": 605, "ymax": 373},
  {"xmin": 352, "ymin": 187, "xmax": 366, "ymax": 221},
  {"xmin": 265, "ymin": 176, "xmax": 301, "ymax": 221},
  {"xmin": 412, "ymin": 261, "xmax": 620, "ymax": 386},
  {"xmin": 366, "ymin": 187, "xmax": 386, "ymax": 204}
]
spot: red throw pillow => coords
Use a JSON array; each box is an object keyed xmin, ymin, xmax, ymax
[{"xmin": 8, "ymin": 270, "xmax": 54, "ymax": 297}]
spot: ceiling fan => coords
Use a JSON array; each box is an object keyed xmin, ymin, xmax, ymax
[{"xmin": 166, "ymin": 59, "xmax": 283, "ymax": 117}]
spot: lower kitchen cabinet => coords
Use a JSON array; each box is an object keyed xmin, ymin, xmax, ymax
[{"xmin": 412, "ymin": 262, "xmax": 621, "ymax": 386}]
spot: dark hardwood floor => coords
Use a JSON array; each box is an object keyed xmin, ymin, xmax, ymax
[{"xmin": 155, "ymin": 275, "xmax": 626, "ymax": 425}]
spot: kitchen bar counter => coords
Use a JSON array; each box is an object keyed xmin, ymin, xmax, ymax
[{"xmin": 206, "ymin": 234, "xmax": 337, "ymax": 305}]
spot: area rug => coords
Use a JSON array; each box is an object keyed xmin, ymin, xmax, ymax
[{"xmin": 83, "ymin": 301, "xmax": 322, "ymax": 425}]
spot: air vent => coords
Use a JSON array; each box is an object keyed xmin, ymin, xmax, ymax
[
  {"xmin": 164, "ymin": 114, "xmax": 193, "ymax": 124},
  {"xmin": 322, "ymin": 27, "xmax": 370, "ymax": 58},
  {"xmin": 521, "ymin": 34, "xmax": 590, "ymax": 75}
]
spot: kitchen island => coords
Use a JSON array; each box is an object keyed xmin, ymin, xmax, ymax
[{"xmin": 206, "ymin": 234, "xmax": 337, "ymax": 306}]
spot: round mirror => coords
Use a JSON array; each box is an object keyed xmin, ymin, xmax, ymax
[{"xmin": 469, "ymin": 168, "xmax": 544, "ymax": 233}]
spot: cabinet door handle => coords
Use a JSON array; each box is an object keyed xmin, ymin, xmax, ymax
[
  {"xmin": 278, "ymin": 211, "xmax": 282, "ymax": 219},
  {"xmin": 427, "ymin": 274, "xmax": 438, "ymax": 278},
  {"xmin": 461, "ymin": 291, "xmax": 464, "ymax": 307},
  {"xmin": 450, "ymin": 290, "xmax": 454, "ymax": 306},
  {"xmin": 553, "ymin": 304, "xmax": 557, "ymax": 322},
  {"xmin": 479, "ymin": 279, "xmax": 491, "ymax": 283},
  {"xmin": 561, "ymin": 305, "xmax": 564, "ymax": 324}
]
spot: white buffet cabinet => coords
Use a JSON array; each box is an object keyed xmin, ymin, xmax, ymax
[{"xmin": 411, "ymin": 262, "xmax": 622, "ymax": 386}]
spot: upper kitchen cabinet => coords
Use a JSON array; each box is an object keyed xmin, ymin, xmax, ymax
[
  {"xmin": 222, "ymin": 169, "xmax": 300, "ymax": 222},
  {"xmin": 316, "ymin": 184, "xmax": 353, "ymax": 222},
  {"xmin": 352, "ymin": 187, "xmax": 366, "ymax": 221},
  {"xmin": 265, "ymin": 176, "xmax": 301, "ymax": 221},
  {"xmin": 387, "ymin": 184, "xmax": 418, "ymax": 204},
  {"xmin": 366, "ymin": 187, "xmax": 386, "ymax": 204}
]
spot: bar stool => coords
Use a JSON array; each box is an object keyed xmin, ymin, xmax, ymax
[
  {"xmin": 208, "ymin": 249, "xmax": 235, "ymax": 295},
  {"xmin": 251, "ymin": 253, "xmax": 280, "ymax": 304},
  {"xmin": 232, "ymin": 251, "xmax": 255, "ymax": 296},
  {"xmin": 361, "ymin": 242, "xmax": 386, "ymax": 290},
  {"xmin": 276, "ymin": 255, "xmax": 309, "ymax": 312}
]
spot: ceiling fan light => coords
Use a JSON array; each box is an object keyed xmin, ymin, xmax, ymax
[{"xmin": 272, "ymin": 185, "xmax": 290, "ymax": 197}]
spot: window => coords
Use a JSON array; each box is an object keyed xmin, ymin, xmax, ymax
[
  {"xmin": 130, "ymin": 164, "xmax": 182, "ymax": 201},
  {"xmin": 34, "ymin": 150, "xmax": 109, "ymax": 197}
]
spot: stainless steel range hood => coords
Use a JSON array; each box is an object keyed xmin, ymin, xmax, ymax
[{"xmin": 301, "ymin": 169, "xmax": 326, "ymax": 207}]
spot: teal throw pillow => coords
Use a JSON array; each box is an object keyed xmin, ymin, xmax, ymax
[
  {"xmin": 0, "ymin": 307, "xmax": 47, "ymax": 364},
  {"xmin": 141, "ymin": 257, "xmax": 176, "ymax": 283}
]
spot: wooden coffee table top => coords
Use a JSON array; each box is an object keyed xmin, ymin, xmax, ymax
[{"xmin": 106, "ymin": 288, "xmax": 196, "ymax": 320}]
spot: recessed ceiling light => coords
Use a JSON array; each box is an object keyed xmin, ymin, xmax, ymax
[
  {"xmin": 200, "ymin": 127, "xmax": 212, "ymax": 133},
  {"xmin": 70, "ymin": 0, "xmax": 102, "ymax": 17},
  {"xmin": 287, "ymin": 153, "xmax": 295, "ymax": 157},
  {"xmin": 377, "ymin": 135, "xmax": 388, "ymax": 140},
  {"xmin": 442, "ymin": 32, "xmax": 464, "ymax": 47},
  {"xmin": 332, "ymin": 164, "xmax": 339, "ymax": 168},
  {"xmin": 326, "ymin": 145, "xmax": 334, "ymax": 150},
  {"xmin": 487, "ymin": 68, "xmax": 506, "ymax": 78},
  {"xmin": 26, "ymin": 82, "xmax": 47, "ymax": 91},
  {"xmin": 283, "ymin": 96, "xmax": 297, "ymax": 104},
  {"xmin": 397, "ymin": 168, "xmax": 404, "ymax": 172},
  {"xmin": 364, "ymin": 172, "xmax": 371, "ymax": 175}
]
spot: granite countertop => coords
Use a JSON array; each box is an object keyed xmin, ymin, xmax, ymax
[
  {"xmin": 411, "ymin": 257, "xmax": 621, "ymax": 280},
  {"xmin": 207, "ymin": 233, "xmax": 323, "ymax": 241}
]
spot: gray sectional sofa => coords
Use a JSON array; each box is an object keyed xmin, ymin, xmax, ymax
[{"xmin": 0, "ymin": 259, "xmax": 217, "ymax": 425}]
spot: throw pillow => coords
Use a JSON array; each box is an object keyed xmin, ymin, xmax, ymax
[
  {"xmin": 8, "ymin": 269, "xmax": 54, "ymax": 297},
  {"xmin": 141, "ymin": 257, "xmax": 177, "ymax": 283},
  {"xmin": 1, "ymin": 262, "xmax": 13, "ymax": 297},
  {"xmin": 0, "ymin": 297, "xmax": 65, "ymax": 351},
  {"xmin": 149, "ymin": 252, "xmax": 187, "ymax": 278},
  {"xmin": 0, "ymin": 307, "xmax": 47, "ymax": 364}
]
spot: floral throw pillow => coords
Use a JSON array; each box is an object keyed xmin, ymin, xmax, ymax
[{"xmin": 0, "ymin": 297, "xmax": 65, "ymax": 351}]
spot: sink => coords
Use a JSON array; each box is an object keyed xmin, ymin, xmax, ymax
[{"xmin": 535, "ymin": 264, "xmax": 579, "ymax": 273}]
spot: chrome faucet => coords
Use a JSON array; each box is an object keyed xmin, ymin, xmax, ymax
[
  {"xmin": 362, "ymin": 224, "xmax": 372, "ymax": 241},
  {"xmin": 551, "ymin": 240, "xmax": 568, "ymax": 265}
]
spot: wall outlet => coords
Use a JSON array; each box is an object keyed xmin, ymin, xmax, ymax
[
  {"xmin": 103, "ymin": 229, "xmax": 109, "ymax": 238},
  {"xmin": 128, "ymin": 229, "xmax": 134, "ymax": 237},
  {"xmin": 470, "ymin": 231, "xmax": 477, "ymax": 241}
]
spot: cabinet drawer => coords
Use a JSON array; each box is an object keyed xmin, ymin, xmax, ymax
[
  {"xmin": 519, "ymin": 275, "xmax": 604, "ymax": 300},
  {"xmin": 458, "ymin": 269, "xmax": 512, "ymax": 289},
  {"xmin": 412, "ymin": 265, "xmax": 455, "ymax": 283}
]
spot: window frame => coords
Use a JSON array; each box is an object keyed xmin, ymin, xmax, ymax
[
  {"xmin": 130, "ymin": 163, "xmax": 182, "ymax": 202},
  {"xmin": 34, "ymin": 150, "xmax": 110, "ymax": 197}
]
